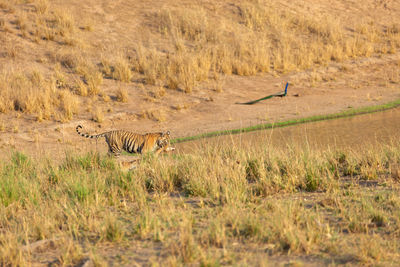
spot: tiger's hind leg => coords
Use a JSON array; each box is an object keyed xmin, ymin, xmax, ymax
[
  {"xmin": 107, "ymin": 144, "xmax": 122, "ymax": 158},
  {"xmin": 108, "ymin": 149, "xmax": 121, "ymax": 158}
]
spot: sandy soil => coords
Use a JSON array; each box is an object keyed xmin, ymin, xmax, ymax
[{"xmin": 0, "ymin": 0, "xmax": 399, "ymax": 160}]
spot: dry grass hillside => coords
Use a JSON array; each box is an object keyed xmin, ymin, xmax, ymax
[{"xmin": 0, "ymin": 0, "xmax": 400, "ymax": 157}]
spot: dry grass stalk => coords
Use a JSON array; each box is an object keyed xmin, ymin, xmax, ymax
[
  {"xmin": 116, "ymin": 87, "xmax": 129, "ymax": 103},
  {"xmin": 139, "ymin": 108, "xmax": 166, "ymax": 122},
  {"xmin": 92, "ymin": 107, "xmax": 104, "ymax": 122},
  {"xmin": 34, "ymin": 0, "xmax": 49, "ymax": 15},
  {"xmin": 0, "ymin": 70, "xmax": 79, "ymax": 122},
  {"xmin": 112, "ymin": 57, "xmax": 133, "ymax": 83}
]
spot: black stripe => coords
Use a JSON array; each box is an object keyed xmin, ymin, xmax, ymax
[{"xmin": 126, "ymin": 136, "xmax": 134, "ymax": 152}]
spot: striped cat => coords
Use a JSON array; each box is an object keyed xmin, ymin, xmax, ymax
[{"xmin": 76, "ymin": 125, "xmax": 175, "ymax": 157}]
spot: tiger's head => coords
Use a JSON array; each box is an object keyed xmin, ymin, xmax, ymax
[{"xmin": 156, "ymin": 131, "xmax": 175, "ymax": 153}]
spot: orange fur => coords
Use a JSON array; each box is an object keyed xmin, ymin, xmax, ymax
[{"xmin": 76, "ymin": 125, "xmax": 174, "ymax": 157}]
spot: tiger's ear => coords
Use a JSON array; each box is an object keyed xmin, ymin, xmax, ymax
[{"xmin": 161, "ymin": 131, "xmax": 170, "ymax": 137}]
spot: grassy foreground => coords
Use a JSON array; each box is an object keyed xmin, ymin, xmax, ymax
[{"xmin": 1, "ymin": 141, "xmax": 400, "ymax": 265}]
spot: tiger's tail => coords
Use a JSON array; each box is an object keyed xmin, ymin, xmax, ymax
[{"xmin": 76, "ymin": 125, "xmax": 106, "ymax": 139}]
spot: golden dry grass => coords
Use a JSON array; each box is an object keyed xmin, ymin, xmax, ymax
[
  {"xmin": 0, "ymin": 70, "xmax": 79, "ymax": 122},
  {"xmin": 92, "ymin": 106, "xmax": 104, "ymax": 123},
  {"xmin": 1, "ymin": 0, "xmax": 399, "ymax": 121},
  {"xmin": 1, "ymin": 140, "xmax": 400, "ymax": 265},
  {"xmin": 112, "ymin": 56, "xmax": 133, "ymax": 83},
  {"xmin": 128, "ymin": 1, "xmax": 400, "ymax": 91},
  {"xmin": 115, "ymin": 87, "xmax": 129, "ymax": 102},
  {"xmin": 139, "ymin": 108, "xmax": 167, "ymax": 122}
]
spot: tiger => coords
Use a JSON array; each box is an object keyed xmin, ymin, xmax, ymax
[{"xmin": 76, "ymin": 125, "xmax": 175, "ymax": 157}]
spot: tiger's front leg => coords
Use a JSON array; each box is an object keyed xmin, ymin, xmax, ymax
[{"xmin": 154, "ymin": 146, "xmax": 175, "ymax": 155}]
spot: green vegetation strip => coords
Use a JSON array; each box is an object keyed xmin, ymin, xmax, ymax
[{"xmin": 172, "ymin": 99, "xmax": 400, "ymax": 144}]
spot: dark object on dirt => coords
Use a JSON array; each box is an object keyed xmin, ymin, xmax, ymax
[{"xmin": 236, "ymin": 82, "xmax": 289, "ymax": 105}]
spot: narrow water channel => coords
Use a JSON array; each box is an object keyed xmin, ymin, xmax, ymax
[{"xmin": 176, "ymin": 107, "xmax": 400, "ymax": 152}]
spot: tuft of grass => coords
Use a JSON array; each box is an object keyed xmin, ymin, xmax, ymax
[
  {"xmin": 103, "ymin": 216, "xmax": 125, "ymax": 242},
  {"xmin": 57, "ymin": 90, "xmax": 79, "ymax": 122},
  {"xmin": 168, "ymin": 217, "xmax": 199, "ymax": 263},
  {"xmin": 34, "ymin": 0, "xmax": 49, "ymax": 15},
  {"xmin": 86, "ymin": 72, "xmax": 103, "ymax": 96},
  {"xmin": 112, "ymin": 57, "xmax": 133, "ymax": 83},
  {"xmin": 92, "ymin": 107, "xmax": 104, "ymax": 123},
  {"xmin": 147, "ymin": 86, "xmax": 166, "ymax": 100},
  {"xmin": 0, "ymin": 70, "xmax": 80, "ymax": 121},
  {"xmin": 15, "ymin": 11, "xmax": 28, "ymax": 31},
  {"xmin": 53, "ymin": 8, "xmax": 76, "ymax": 37},
  {"xmin": 56, "ymin": 49, "xmax": 83, "ymax": 69},
  {"xmin": 6, "ymin": 44, "xmax": 19, "ymax": 59},
  {"xmin": 57, "ymin": 239, "xmax": 85, "ymax": 266},
  {"xmin": 31, "ymin": 5, "xmax": 79, "ymax": 45},
  {"xmin": 115, "ymin": 87, "xmax": 129, "ymax": 103},
  {"xmin": 76, "ymin": 62, "xmax": 103, "ymax": 96},
  {"xmin": 74, "ymin": 79, "xmax": 88, "ymax": 96},
  {"xmin": 139, "ymin": 108, "xmax": 166, "ymax": 122}
]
